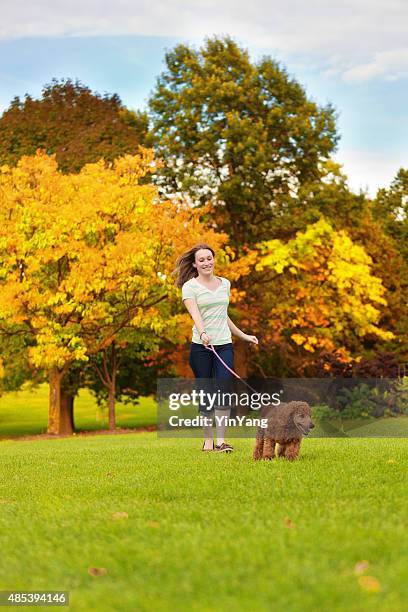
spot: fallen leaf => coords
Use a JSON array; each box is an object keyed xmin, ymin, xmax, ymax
[
  {"xmin": 111, "ymin": 512, "xmax": 128, "ymax": 521},
  {"xmin": 358, "ymin": 576, "xmax": 381, "ymax": 593},
  {"xmin": 0, "ymin": 500, "xmax": 14, "ymax": 504},
  {"xmin": 88, "ymin": 567, "xmax": 107, "ymax": 577},
  {"xmin": 284, "ymin": 517, "xmax": 296, "ymax": 529},
  {"xmin": 147, "ymin": 520, "xmax": 160, "ymax": 528},
  {"xmin": 387, "ymin": 459, "xmax": 396, "ymax": 464},
  {"xmin": 106, "ymin": 472, "xmax": 115, "ymax": 478},
  {"xmin": 354, "ymin": 560, "xmax": 369, "ymax": 575}
]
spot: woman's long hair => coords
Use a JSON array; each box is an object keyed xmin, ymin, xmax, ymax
[{"xmin": 173, "ymin": 244, "xmax": 215, "ymax": 288}]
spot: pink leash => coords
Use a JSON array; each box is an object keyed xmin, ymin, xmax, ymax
[{"xmin": 204, "ymin": 344, "xmax": 258, "ymax": 394}]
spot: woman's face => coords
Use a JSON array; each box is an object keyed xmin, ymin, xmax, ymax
[{"xmin": 193, "ymin": 249, "xmax": 214, "ymax": 276}]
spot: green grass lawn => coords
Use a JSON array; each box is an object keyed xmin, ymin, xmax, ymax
[
  {"xmin": 0, "ymin": 434, "xmax": 407, "ymax": 611},
  {"xmin": 0, "ymin": 384, "xmax": 156, "ymax": 437}
]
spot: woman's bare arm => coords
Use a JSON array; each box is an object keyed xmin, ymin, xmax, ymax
[
  {"xmin": 227, "ymin": 316, "xmax": 247, "ymax": 340},
  {"xmin": 183, "ymin": 298, "xmax": 206, "ymax": 337},
  {"xmin": 228, "ymin": 316, "xmax": 259, "ymax": 344}
]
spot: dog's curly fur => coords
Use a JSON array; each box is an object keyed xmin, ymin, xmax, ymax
[{"xmin": 253, "ymin": 400, "xmax": 314, "ymax": 461}]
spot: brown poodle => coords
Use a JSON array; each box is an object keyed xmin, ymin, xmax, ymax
[{"xmin": 253, "ymin": 401, "xmax": 314, "ymax": 461}]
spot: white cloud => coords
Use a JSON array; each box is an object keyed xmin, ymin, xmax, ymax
[
  {"xmin": 341, "ymin": 48, "xmax": 408, "ymax": 82},
  {"xmin": 333, "ymin": 148, "xmax": 406, "ymax": 197},
  {"xmin": 1, "ymin": 0, "xmax": 408, "ymax": 82}
]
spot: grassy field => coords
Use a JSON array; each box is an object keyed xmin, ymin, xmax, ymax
[
  {"xmin": 0, "ymin": 433, "xmax": 407, "ymax": 611},
  {"xmin": 0, "ymin": 384, "xmax": 156, "ymax": 437},
  {"xmin": 0, "ymin": 387, "xmax": 407, "ymax": 610}
]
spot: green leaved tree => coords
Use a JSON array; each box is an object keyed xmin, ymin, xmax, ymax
[
  {"xmin": 372, "ymin": 168, "xmax": 408, "ymax": 262},
  {"xmin": 148, "ymin": 35, "xmax": 339, "ymax": 247}
]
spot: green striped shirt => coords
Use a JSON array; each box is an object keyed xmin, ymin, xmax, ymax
[{"xmin": 182, "ymin": 276, "xmax": 232, "ymax": 345}]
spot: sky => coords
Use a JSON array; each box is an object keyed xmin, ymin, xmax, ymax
[{"xmin": 0, "ymin": 0, "xmax": 407, "ymax": 197}]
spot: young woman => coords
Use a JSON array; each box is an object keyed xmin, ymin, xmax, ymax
[{"xmin": 174, "ymin": 243, "xmax": 258, "ymax": 453}]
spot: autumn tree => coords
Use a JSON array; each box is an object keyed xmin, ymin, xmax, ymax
[
  {"xmin": 265, "ymin": 160, "xmax": 408, "ymax": 369},
  {"xmin": 253, "ymin": 219, "xmax": 394, "ymax": 376},
  {"xmin": 0, "ymin": 149, "xmax": 223, "ymax": 434},
  {"xmin": 148, "ymin": 35, "xmax": 339, "ymax": 247},
  {"xmin": 305, "ymin": 163, "xmax": 408, "ymax": 367},
  {"xmin": 344, "ymin": 211, "xmax": 408, "ymax": 366},
  {"xmin": 0, "ymin": 79, "xmax": 151, "ymax": 173}
]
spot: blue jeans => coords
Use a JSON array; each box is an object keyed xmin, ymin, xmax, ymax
[{"xmin": 189, "ymin": 342, "xmax": 234, "ymax": 413}]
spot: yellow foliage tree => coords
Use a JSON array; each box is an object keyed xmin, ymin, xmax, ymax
[
  {"xmin": 0, "ymin": 149, "xmax": 223, "ymax": 434},
  {"xmin": 256, "ymin": 218, "xmax": 394, "ymax": 373}
]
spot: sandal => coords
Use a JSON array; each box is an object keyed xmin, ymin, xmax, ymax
[
  {"xmin": 214, "ymin": 442, "xmax": 233, "ymax": 453},
  {"xmin": 202, "ymin": 441, "xmax": 214, "ymax": 452}
]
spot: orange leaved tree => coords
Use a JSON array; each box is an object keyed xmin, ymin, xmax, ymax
[
  {"xmin": 0, "ymin": 149, "xmax": 222, "ymax": 434},
  {"xmin": 255, "ymin": 218, "xmax": 394, "ymax": 374}
]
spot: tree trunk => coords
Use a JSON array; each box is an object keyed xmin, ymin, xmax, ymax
[
  {"xmin": 108, "ymin": 344, "xmax": 116, "ymax": 431},
  {"xmin": 108, "ymin": 381, "xmax": 116, "ymax": 431},
  {"xmin": 47, "ymin": 366, "xmax": 75, "ymax": 435},
  {"xmin": 61, "ymin": 391, "xmax": 75, "ymax": 433},
  {"xmin": 92, "ymin": 342, "xmax": 118, "ymax": 431}
]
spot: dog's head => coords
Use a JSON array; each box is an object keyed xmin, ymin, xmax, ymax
[{"xmin": 288, "ymin": 401, "xmax": 315, "ymax": 436}]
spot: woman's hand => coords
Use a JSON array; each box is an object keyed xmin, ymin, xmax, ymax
[
  {"xmin": 201, "ymin": 332, "xmax": 211, "ymax": 346},
  {"xmin": 242, "ymin": 333, "xmax": 258, "ymax": 345}
]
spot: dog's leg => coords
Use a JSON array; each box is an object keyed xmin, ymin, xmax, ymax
[
  {"xmin": 277, "ymin": 443, "xmax": 286, "ymax": 458},
  {"xmin": 262, "ymin": 437, "xmax": 276, "ymax": 460},
  {"xmin": 253, "ymin": 432, "xmax": 264, "ymax": 460},
  {"xmin": 284, "ymin": 440, "xmax": 301, "ymax": 461}
]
